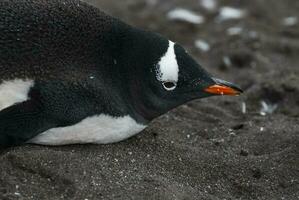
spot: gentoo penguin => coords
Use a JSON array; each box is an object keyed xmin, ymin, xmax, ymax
[{"xmin": 0, "ymin": 0, "xmax": 242, "ymax": 147}]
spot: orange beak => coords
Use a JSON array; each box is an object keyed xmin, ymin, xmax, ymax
[{"xmin": 204, "ymin": 78, "xmax": 243, "ymax": 96}]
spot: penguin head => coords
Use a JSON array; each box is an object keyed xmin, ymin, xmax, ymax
[{"xmin": 119, "ymin": 29, "xmax": 242, "ymax": 121}]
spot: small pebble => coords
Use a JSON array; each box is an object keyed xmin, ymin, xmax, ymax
[
  {"xmin": 14, "ymin": 192, "xmax": 21, "ymax": 196},
  {"xmin": 282, "ymin": 17, "xmax": 298, "ymax": 26},
  {"xmin": 240, "ymin": 150, "xmax": 249, "ymax": 156},
  {"xmin": 229, "ymin": 132, "xmax": 236, "ymax": 136},
  {"xmin": 227, "ymin": 27, "xmax": 243, "ymax": 36},
  {"xmin": 212, "ymin": 138, "xmax": 224, "ymax": 146},
  {"xmin": 248, "ymin": 31, "xmax": 258, "ymax": 39},
  {"xmin": 194, "ymin": 40, "xmax": 210, "ymax": 52},
  {"xmin": 223, "ymin": 56, "xmax": 232, "ymax": 67}
]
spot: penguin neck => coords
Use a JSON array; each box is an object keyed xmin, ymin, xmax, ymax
[
  {"xmin": 124, "ymin": 78, "xmax": 165, "ymax": 124},
  {"xmin": 127, "ymin": 94, "xmax": 162, "ymax": 124},
  {"xmin": 108, "ymin": 25, "xmax": 170, "ymax": 123}
]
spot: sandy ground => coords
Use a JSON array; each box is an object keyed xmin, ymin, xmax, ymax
[{"xmin": 1, "ymin": 0, "xmax": 299, "ymax": 199}]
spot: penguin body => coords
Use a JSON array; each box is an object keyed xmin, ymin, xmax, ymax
[{"xmin": 0, "ymin": 0, "xmax": 242, "ymax": 147}]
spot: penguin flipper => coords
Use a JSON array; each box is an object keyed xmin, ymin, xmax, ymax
[{"xmin": 0, "ymin": 100, "xmax": 56, "ymax": 148}]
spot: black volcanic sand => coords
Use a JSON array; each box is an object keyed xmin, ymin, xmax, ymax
[{"xmin": 1, "ymin": 0, "xmax": 299, "ymax": 199}]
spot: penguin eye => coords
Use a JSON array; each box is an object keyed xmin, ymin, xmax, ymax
[{"xmin": 162, "ymin": 81, "xmax": 177, "ymax": 91}]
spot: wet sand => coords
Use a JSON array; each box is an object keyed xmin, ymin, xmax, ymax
[{"xmin": 1, "ymin": 0, "xmax": 298, "ymax": 199}]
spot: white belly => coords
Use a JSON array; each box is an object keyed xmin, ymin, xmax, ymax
[
  {"xmin": 29, "ymin": 115, "xmax": 146, "ymax": 145},
  {"xmin": 0, "ymin": 79, "xmax": 34, "ymax": 111}
]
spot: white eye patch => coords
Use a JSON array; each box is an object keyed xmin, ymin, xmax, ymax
[{"xmin": 156, "ymin": 41, "xmax": 179, "ymax": 90}]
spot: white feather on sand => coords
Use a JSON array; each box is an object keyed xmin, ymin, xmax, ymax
[
  {"xmin": 218, "ymin": 7, "xmax": 246, "ymax": 21},
  {"xmin": 241, "ymin": 102, "xmax": 247, "ymax": 114},
  {"xmin": 260, "ymin": 101, "xmax": 278, "ymax": 116},
  {"xmin": 199, "ymin": 0, "xmax": 217, "ymax": 11},
  {"xmin": 167, "ymin": 8, "xmax": 205, "ymax": 24}
]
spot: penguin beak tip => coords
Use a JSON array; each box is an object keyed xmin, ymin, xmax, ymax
[{"xmin": 204, "ymin": 78, "xmax": 243, "ymax": 96}]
